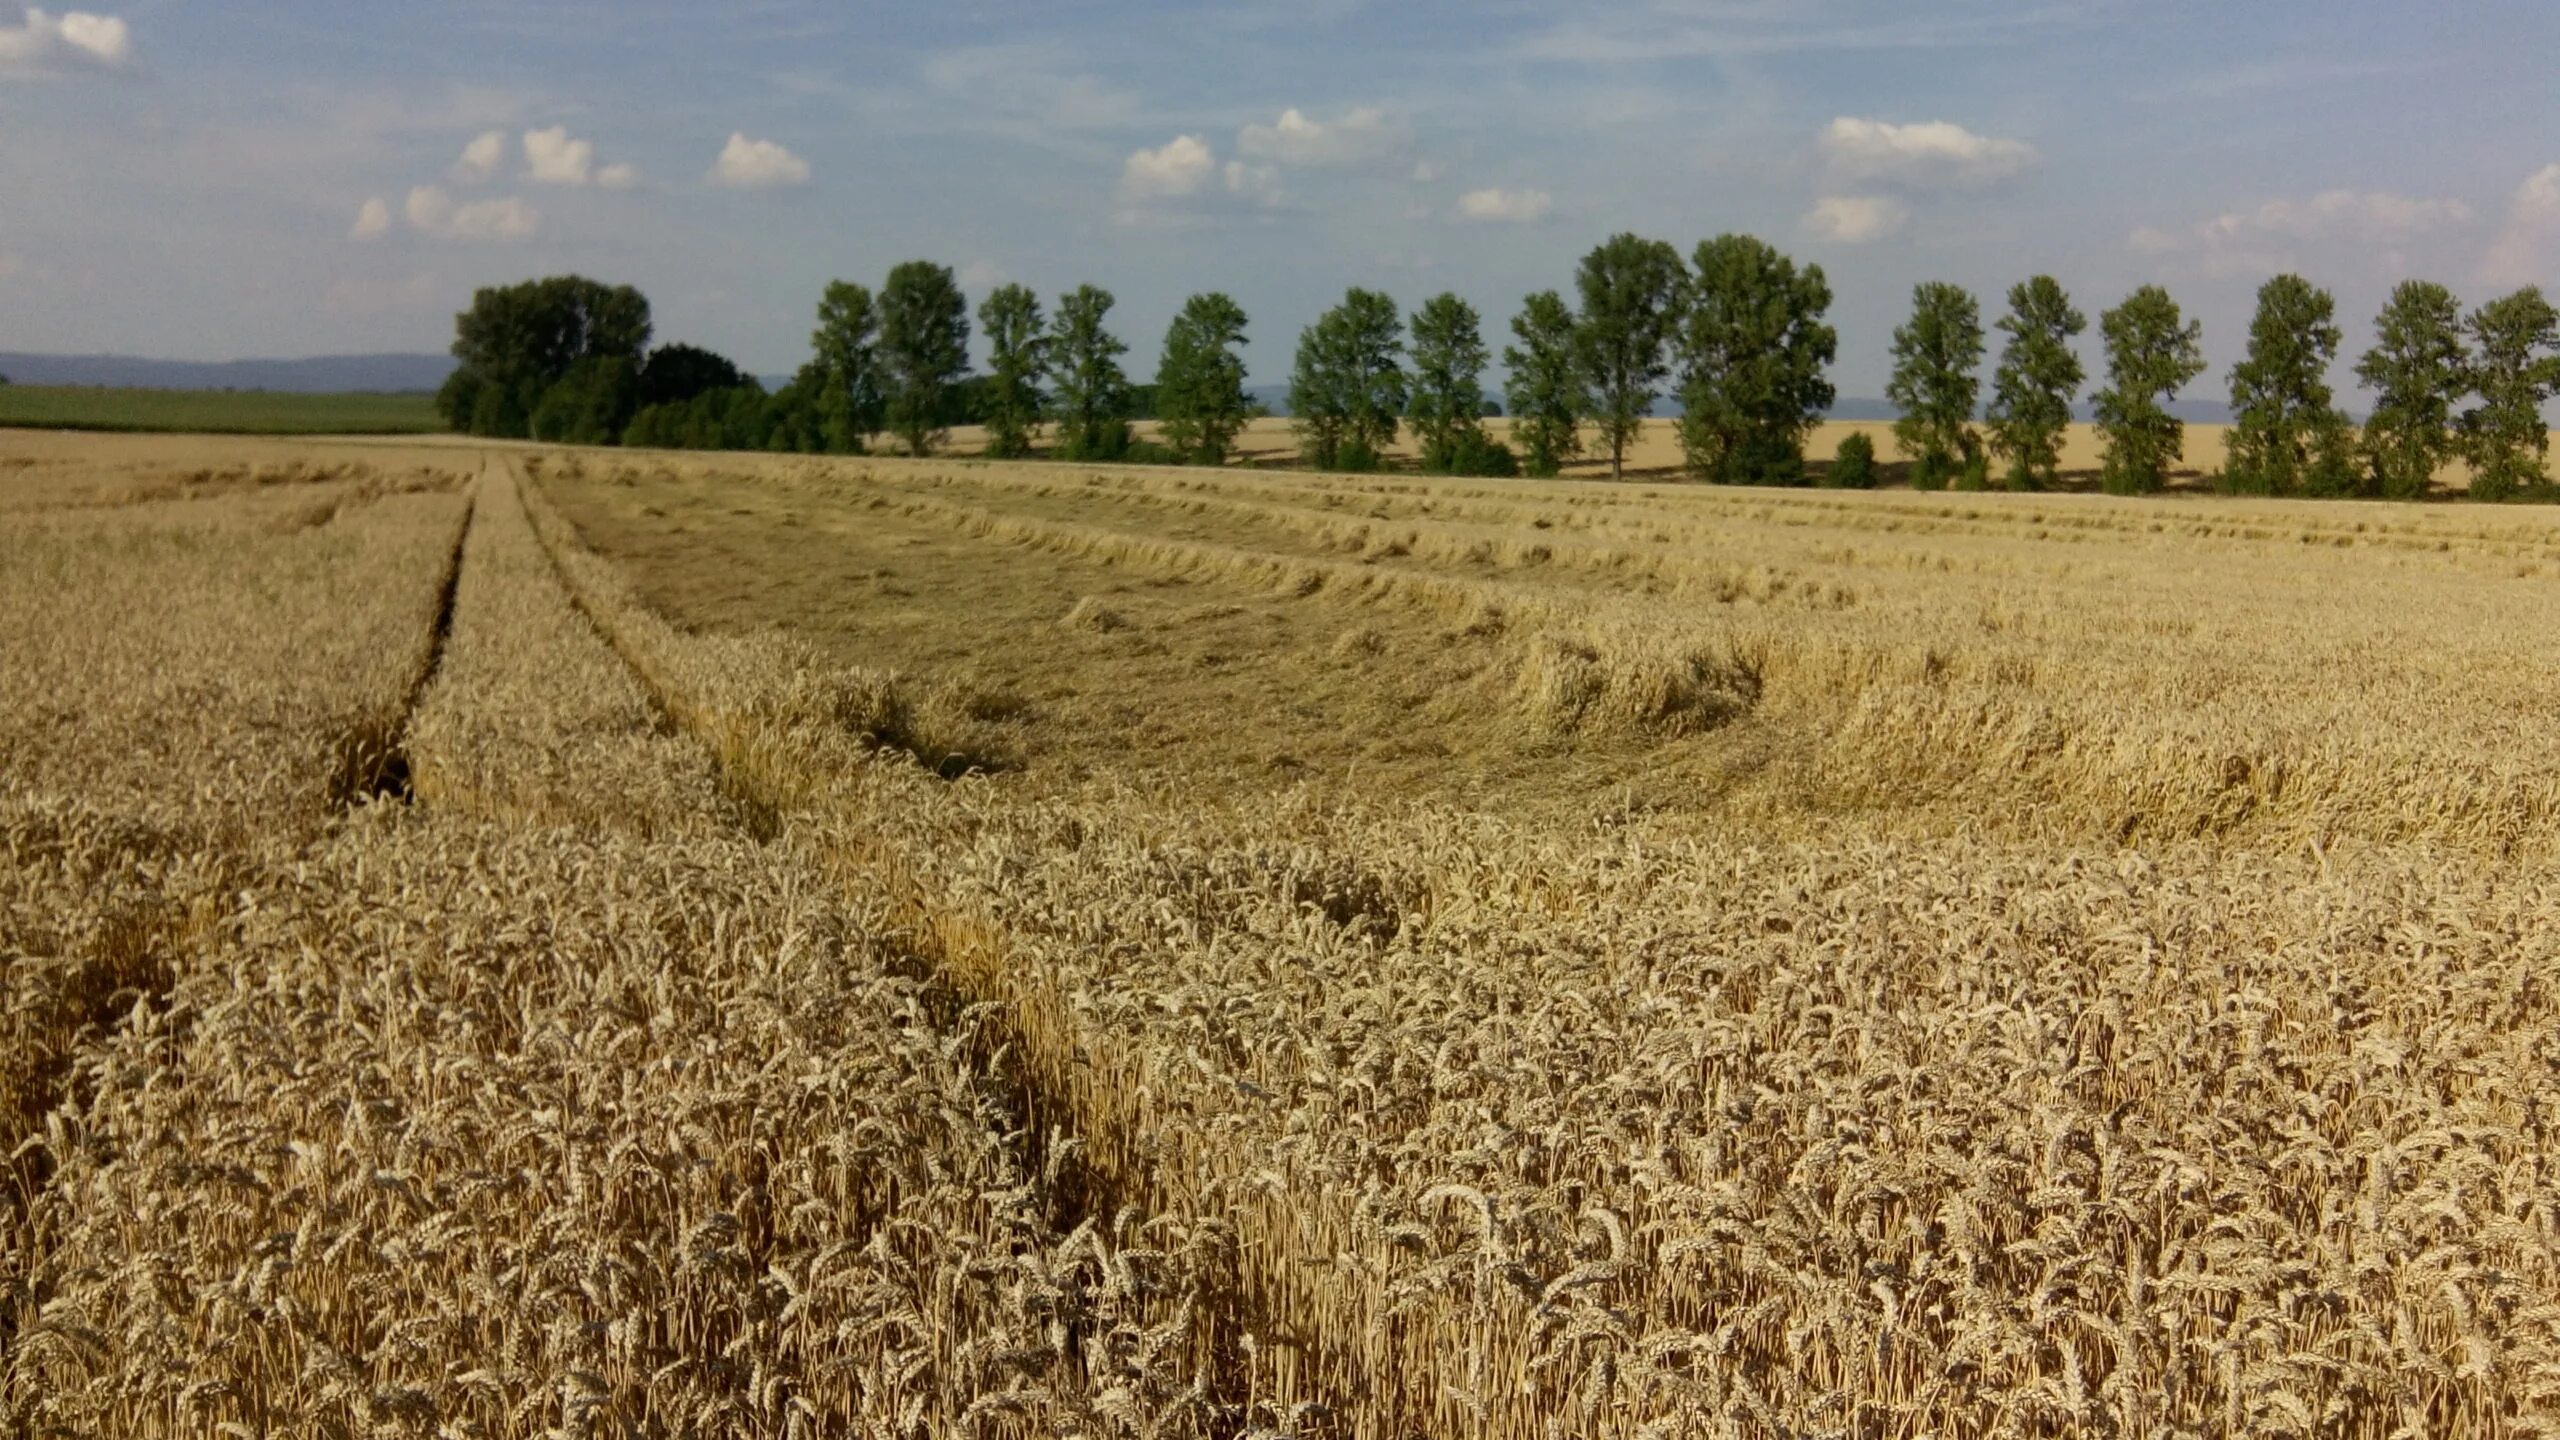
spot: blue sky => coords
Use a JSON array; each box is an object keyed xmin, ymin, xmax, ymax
[{"xmin": 2, "ymin": 0, "xmax": 2556, "ymax": 398}]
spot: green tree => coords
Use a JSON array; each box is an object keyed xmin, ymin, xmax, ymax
[
  {"xmin": 977, "ymin": 284, "xmax": 1048, "ymax": 460},
  {"xmin": 1985, "ymin": 276, "xmax": 2086, "ymax": 490},
  {"xmin": 2460, "ymin": 286, "xmax": 2560, "ymax": 502},
  {"xmin": 528, "ymin": 355, "xmax": 639, "ymax": 445},
  {"xmin": 878, "ymin": 261, "xmax": 971, "ymax": 457},
  {"xmin": 2225, "ymin": 274, "xmax": 2349, "ymax": 496},
  {"xmin": 2092, "ymin": 285, "xmax": 2206, "ymax": 495},
  {"xmin": 1886, "ymin": 282, "xmax": 1986, "ymax": 489},
  {"xmin": 1289, "ymin": 288, "xmax": 1406, "ymax": 471},
  {"xmin": 1156, "ymin": 292, "xmax": 1252, "ymax": 465},
  {"xmin": 1676, "ymin": 234, "xmax": 1836, "ymax": 486},
  {"xmin": 1049, "ymin": 284, "xmax": 1133, "ymax": 461},
  {"xmin": 1573, "ymin": 234, "xmax": 1686, "ymax": 480},
  {"xmin": 809, "ymin": 281, "xmax": 884, "ymax": 453},
  {"xmin": 442, "ymin": 275, "xmax": 652, "ymax": 439},
  {"xmin": 1827, "ymin": 430, "xmax": 1878, "ymax": 489},
  {"xmin": 2356, "ymin": 280, "xmax": 2469, "ymax": 500},
  {"xmin": 1503, "ymin": 290, "xmax": 1586, "ymax": 478},
  {"xmin": 1407, "ymin": 292, "xmax": 1493, "ymax": 471},
  {"xmin": 636, "ymin": 343, "xmax": 750, "ymax": 412}
]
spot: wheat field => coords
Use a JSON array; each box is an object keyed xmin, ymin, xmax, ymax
[{"xmin": 3, "ymin": 429, "xmax": 2556, "ymax": 1437}]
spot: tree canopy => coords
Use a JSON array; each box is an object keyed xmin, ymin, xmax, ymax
[
  {"xmin": 1290, "ymin": 288, "xmax": 1406, "ymax": 471},
  {"xmin": 977, "ymin": 284, "xmax": 1048, "ymax": 460},
  {"xmin": 2356, "ymin": 280, "xmax": 2469, "ymax": 500},
  {"xmin": 1503, "ymin": 290, "xmax": 1586, "ymax": 479},
  {"xmin": 2092, "ymin": 285, "xmax": 2205, "ymax": 495},
  {"xmin": 2225, "ymin": 274, "xmax": 2349, "ymax": 496},
  {"xmin": 1985, "ymin": 277, "xmax": 2086, "ymax": 491},
  {"xmin": 2461, "ymin": 286, "xmax": 2560, "ymax": 501},
  {"xmin": 1049, "ymin": 284, "xmax": 1134, "ymax": 462},
  {"xmin": 437, "ymin": 276, "xmax": 652, "ymax": 439},
  {"xmin": 1156, "ymin": 292, "xmax": 1252, "ymax": 466},
  {"xmin": 1885, "ymin": 281, "xmax": 1985, "ymax": 488},
  {"xmin": 878, "ymin": 261, "xmax": 971, "ymax": 457},
  {"xmin": 1573, "ymin": 234, "xmax": 1686, "ymax": 480},
  {"xmin": 809, "ymin": 281, "xmax": 885, "ymax": 454},
  {"xmin": 1407, "ymin": 292, "xmax": 1497, "ymax": 473},
  {"xmin": 1675, "ymin": 234, "xmax": 1836, "ymax": 486}
]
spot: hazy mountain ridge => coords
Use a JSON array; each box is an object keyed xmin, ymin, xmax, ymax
[{"xmin": 0, "ymin": 352, "xmax": 456, "ymax": 393}]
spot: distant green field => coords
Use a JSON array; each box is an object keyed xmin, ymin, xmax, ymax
[{"xmin": 0, "ymin": 385, "xmax": 444, "ymax": 435}]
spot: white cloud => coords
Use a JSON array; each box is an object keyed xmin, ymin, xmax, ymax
[
  {"xmin": 405, "ymin": 185, "xmax": 539, "ymax": 242},
  {"xmin": 2135, "ymin": 188, "xmax": 2476, "ymax": 277},
  {"xmin": 522, "ymin": 125, "xmax": 594, "ymax": 186},
  {"xmin": 451, "ymin": 130, "xmax": 507, "ymax": 184},
  {"xmin": 349, "ymin": 197, "xmax": 391, "ymax": 241},
  {"xmin": 1456, "ymin": 186, "xmax": 1552, "ymax": 223},
  {"xmin": 596, "ymin": 162, "xmax": 640, "ymax": 190},
  {"xmin": 710, "ymin": 132, "xmax": 809, "ymax": 189},
  {"xmin": 1121, "ymin": 134, "xmax": 1215, "ymax": 200},
  {"xmin": 1237, "ymin": 106, "xmax": 1409, "ymax": 170},
  {"xmin": 2481, "ymin": 165, "xmax": 2560, "ymax": 288},
  {"xmin": 0, "ymin": 6, "xmax": 131, "ymax": 70},
  {"xmin": 1803, "ymin": 194, "xmax": 1908, "ymax": 243},
  {"xmin": 1821, "ymin": 117, "xmax": 2034, "ymax": 189},
  {"xmin": 1224, "ymin": 159, "xmax": 1283, "ymax": 207}
]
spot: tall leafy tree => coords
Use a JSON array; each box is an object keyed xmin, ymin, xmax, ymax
[
  {"xmin": 2225, "ymin": 273, "xmax": 2350, "ymax": 496},
  {"xmin": 1407, "ymin": 292, "xmax": 1492, "ymax": 471},
  {"xmin": 878, "ymin": 261, "xmax": 971, "ymax": 457},
  {"xmin": 1504, "ymin": 290, "xmax": 1587, "ymax": 479},
  {"xmin": 1676, "ymin": 234, "xmax": 1836, "ymax": 486},
  {"xmin": 1573, "ymin": 234, "xmax": 1686, "ymax": 479},
  {"xmin": 2092, "ymin": 285, "xmax": 2206, "ymax": 495},
  {"xmin": 441, "ymin": 275, "xmax": 652, "ymax": 439},
  {"xmin": 1156, "ymin": 292, "xmax": 1252, "ymax": 465},
  {"xmin": 1289, "ymin": 288, "xmax": 1406, "ymax": 471},
  {"xmin": 636, "ymin": 343, "xmax": 750, "ymax": 412},
  {"xmin": 1885, "ymin": 282, "xmax": 1986, "ymax": 487},
  {"xmin": 977, "ymin": 283, "xmax": 1048, "ymax": 460},
  {"xmin": 809, "ymin": 281, "xmax": 884, "ymax": 453},
  {"xmin": 1048, "ymin": 284, "xmax": 1133, "ymax": 461},
  {"xmin": 1985, "ymin": 276, "xmax": 2085, "ymax": 491},
  {"xmin": 2460, "ymin": 286, "xmax": 2560, "ymax": 502},
  {"xmin": 2356, "ymin": 280, "xmax": 2469, "ymax": 500}
]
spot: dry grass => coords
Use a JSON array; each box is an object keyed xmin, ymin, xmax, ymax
[{"xmin": 6, "ymin": 428, "xmax": 2558, "ymax": 1437}]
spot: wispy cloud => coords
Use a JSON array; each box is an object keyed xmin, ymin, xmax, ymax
[
  {"xmin": 0, "ymin": 6, "xmax": 131, "ymax": 73},
  {"xmin": 1803, "ymin": 193, "xmax": 1908, "ymax": 243},
  {"xmin": 404, "ymin": 185, "xmax": 539, "ymax": 242},
  {"xmin": 1456, "ymin": 186, "xmax": 1552, "ymax": 223},
  {"xmin": 1822, "ymin": 117, "xmax": 2035, "ymax": 189},
  {"xmin": 709, "ymin": 133, "xmax": 809, "ymax": 190},
  {"xmin": 2479, "ymin": 165, "xmax": 2560, "ymax": 288},
  {"xmin": 1237, "ymin": 105, "xmax": 1411, "ymax": 171}
]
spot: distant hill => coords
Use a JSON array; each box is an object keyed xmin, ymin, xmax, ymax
[{"xmin": 0, "ymin": 351, "xmax": 454, "ymax": 394}]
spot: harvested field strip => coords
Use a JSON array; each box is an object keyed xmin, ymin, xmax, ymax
[
  {"xmin": 523, "ymin": 467, "xmax": 2560, "ymax": 1436},
  {"xmin": 824, "ymin": 481, "xmax": 2560, "ymax": 850},
  {"xmin": 861, "ymin": 487, "xmax": 1767, "ymax": 740}
]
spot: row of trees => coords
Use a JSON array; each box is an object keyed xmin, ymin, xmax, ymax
[
  {"xmin": 1878, "ymin": 272, "xmax": 2560, "ymax": 498},
  {"xmin": 439, "ymin": 252, "xmax": 2560, "ymax": 499}
]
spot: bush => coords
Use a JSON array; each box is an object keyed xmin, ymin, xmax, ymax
[
  {"xmin": 1909, "ymin": 450, "xmax": 1953, "ymax": 491},
  {"xmin": 1826, "ymin": 432, "xmax": 1877, "ymax": 489},
  {"xmin": 1120, "ymin": 438, "xmax": 1182, "ymax": 466},
  {"xmin": 1423, "ymin": 430, "xmax": 1521, "ymax": 477},
  {"xmin": 1333, "ymin": 438, "xmax": 1386, "ymax": 473},
  {"xmin": 1956, "ymin": 450, "xmax": 1991, "ymax": 491}
]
